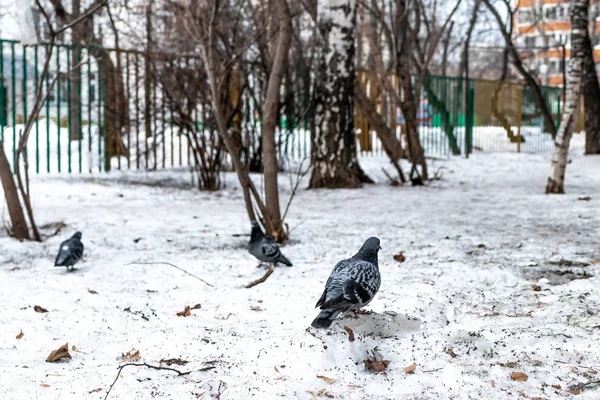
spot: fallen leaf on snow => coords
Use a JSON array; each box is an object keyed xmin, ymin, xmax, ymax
[
  {"xmin": 403, "ymin": 363, "xmax": 417, "ymax": 374},
  {"xmin": 34, "ymin": 305, "xmax": 48, "ymax": 313},
  {"xmin": 551, "ymin": 385, "xmax": 561, "ymax": 390},
  {"xmin": 221, "ymin": 313, "xmax": 233, "ymax": 320},
  {"xmin": 120, "ymin": 349, "xmax": 141, "ymax": 362},
  {"xmin": 46, "ymin": 343, "xmax": 72, "ymax": 362},
  {"xmin": 192, "ymin": 304, "xmax": 201, "ymax": 310},
  {"xmin": 565, "ymin": 389, "xmax": 581, "ymax": 395},
  {"xmin": 177, "ymin": 306, "xmax": 191, "ymax": 317},
  {"xmin": 250, "ymin": 306, "xmax": 263, "ymax": 312},
  {"xmin": 40, "ymin": 384, "xmax": 50, "ymax": 388},
  {"xmin": 348, "ymin": 384, "xmax": 363, "ymax": 388},
  {"xmin": 16, "ymin": 330, "xmax": 24, "ymax": 340},
  {"xmin": 195, "ymin": 393, "xmax": 205, "ymax": 398},
  {"xmin": 490, "ymin": 380, "xmax": 495, "ymax": 387},
  {"xmin": 499, "ymin": 362, "xmax": 519, "ymax": 368},
  {"xmin": 443, "ymin": 347, "xmax": 457, "ymax": 358},
  {"xmin": 317, "ymin": 375, "xmax": 337, "ymax": 384},
  {"xmin": 591, "ymin": 258, "xmax": 600, "ymax": 265},
  {"xmin": 578, "ymin": 196, "xmax": 591, "ymax": 201},
  {"xmin": 159, "ymin": 358, "xmax": 188, "ymax": 366},
  {"xmin": 531, "ymin": 284, "xmax": 541, "ymax": 292},
  {"xmin": 343, "ymin": 326, "xmax": 355, "ymax": 342},
  {"xmin": 88, "ymin": 388, "xmax": 102, "ymax": 393},
  {"xmin": 88, "ymin": 289, "xmax": 99, "ymax": 295},
  {"xmin": 274, "ymin": 366, "xmax": 279, "ymax": 373},
  {"xmin": 364, "ymin": 358, "xmax": 390, "ymax": 373},
  {"xmin": 393, "ymin": 252, "xmax": 406, "ymax": 263},
  {"xmin": 510, "ymin": 372, "xmax": 528, "ymax": 382},
  {"xmin": 307, "ymin": 389, "xmax": 334, "ymax": 398}
]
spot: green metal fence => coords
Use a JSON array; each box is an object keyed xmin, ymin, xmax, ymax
[{"xmin": 0, "ymin": 39, "xmax": 586, "ymax": 175}]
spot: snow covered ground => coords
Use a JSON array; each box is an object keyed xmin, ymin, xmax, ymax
[{"xmin": 1, "ymin": 153, "xmax": 599, "ymax": 400}]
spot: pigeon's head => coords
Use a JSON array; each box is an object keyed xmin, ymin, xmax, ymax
[
  {"xmin": 250, "ymin": 221, "xmax": 263, "ymax": 239},
  {"xmin": 73, "ymin": 231, "xmax": 83, "ymax": 240},
  {"xmin": 355, "ymin": 237, "xmax": 381, "ymax": 265}
]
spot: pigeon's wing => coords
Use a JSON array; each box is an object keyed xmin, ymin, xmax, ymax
[
  {"xmin": 54, "ymin": 239, "xmax": 71, "ymax": 265},
  {"xmin": 315, "ymin": 260, "xmax": 351, "ymax": 308},
  {"xmin": 342, "ymin": 261, "xmax": 381, "ymax": 306},
  {"xmin": 260, "ymin": 236, "xmax": 280, "ymax": 258},
  {"xmin": 71, "ymin": 240, "xmax": 84, "ymax": 261}
]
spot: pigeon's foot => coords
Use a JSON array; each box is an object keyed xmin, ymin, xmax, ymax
[
  {"xmin": 352, "ymin": 309, "xmax": 371, "ymax": 316},
  {"xmin": 255, "ymin": 263, "xmax": 264, "ymax": 268}
]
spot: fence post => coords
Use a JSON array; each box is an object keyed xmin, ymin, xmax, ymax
[{"xmin": 465, "ymin": 85, "xmax": 474, "ymax": 157}]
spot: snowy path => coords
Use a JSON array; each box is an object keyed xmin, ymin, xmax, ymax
[{"xmin": 1, "ymin": 153, "xmax": 599, "ymax": 399}]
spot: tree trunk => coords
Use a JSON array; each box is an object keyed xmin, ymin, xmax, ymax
[
  {"xmin": 69, "ymin": 0, "xmax": 82, "ymax": 141},
  {"xmin": 582, "ymin": 11, "xmax": 600, "ymax": 155},
  {"xmin": 310, "ymin": 0, "xmax": 371, "ymax": 188},
  {"xmin": 0, "ymin": 142, "xmax": 29, "ymax": 240},
  {"xmin": 396, "ymin": 0, "xmax": 427, "ymax": 181},
  {"xmin": 261, "ymin": 0, "xmax": 292, "ymax": 240},
  {"xmin": 547, "ymin": 0, "xmax": 588, "ymax": 194}
]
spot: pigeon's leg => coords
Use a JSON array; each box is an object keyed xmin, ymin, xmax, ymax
[
  {"xmin": 255, "ymin": 262, "xmax": 264, "ymax": 268},
  {"xmin": 352, "ymin": 309, "xmax": 371, "ymax": 315}
]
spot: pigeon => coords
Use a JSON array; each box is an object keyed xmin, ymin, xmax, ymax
[
  {"xmin": 311, "ymin": 237, "xmax": 381, "ymax": 329},
  {"xmin": 54, "ymin": 231, "xmax": 84, "ymax": 270},
  {"xmin": 248, "ymin": 221, "xmax": 293, "ymax": 267}
]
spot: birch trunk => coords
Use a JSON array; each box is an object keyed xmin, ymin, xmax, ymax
[
  {"xmin": 310, "ymin": 0, "xmax": 371, "ymax": 188},
  {"xmin": 546, "ymin": 0, "xmax": 588, "ymax": 194}
]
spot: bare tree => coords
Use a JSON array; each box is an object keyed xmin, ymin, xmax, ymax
[
  {"xmin": 546, "ymin": 0, "xmax": 588, "ymax": 194},
  {"xmin": 482, "ymin": 0, "xmax": 558, "ymax": 139},
  {"xmin": 582, "ymin": 4, "xmax": 600, "ymax": 154},
  {"xmin": 310, "ymin": 0, "xmax": 372, "ymax": 188}
]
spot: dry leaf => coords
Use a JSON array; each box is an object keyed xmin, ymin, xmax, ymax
[
  {"xmin": 343, "ymin": 326, "xmax": 355, "ymax": 342},
  {"xmin": 443, "ymin": 347, "xmax": 457, "ymax": 358},
  {"xmin": 195, "ymin": 393, "xmax": 205, "ymax": 398},
  {"xmin": 591, "ymin": 258, "xmax": 600, "ymax": 265},
  {"xmin": 274, "ymin": 366, "xmax": 279, "ymax": 373},
  {"xmin": 393, "ymin": 252, "xmax": 406, "ymax": 263},
  {"xmin": 191, "ymin": 304, "xmax": 201, "ymax": 310},
  {"xmin": 364, "ymin": 358, "xmax": 390, "ymax": 373},
  {"xmin": 510, "ymin": 372, "xmax": 529, "ymax": 382},
  {"xmin": 16, "ymin": 330, "xmax": 24, "ymax": 340},
  {"xmin": 551, "ymin": 385, "xmax": 561, "ymax": 390},
  {"xmin": 403, "ymin": 363, "xmax": 417, "ymax": 374},
  {"xmin": 160, "ymin": 358, "xmax": 188, "ymax": 366},
  {"xmin": 499, "ymin": 362, "xmax": 519, "ymax": 368},
  {"xmin": 40, "ymin": 384, "xmax": 51, "ymax": 388},
  {"xmin": 120, "ymin": 349, "xmax": 140, "ymax": 362},
  {"xmin": 490, "ymin": 380, "xmax": 495, "ymax": 388},
  {"xmin": 88, "ymin": 388, "xmax": 103, "ymax": 393},
  {"xmin": 250, "ymin": 306, "xmax": 263, "ymax": 312},
  {"xmin": 348, "ymin": 384, "xmax": 363, "ymax": 388},
  {"xmin": 46, "ymin": 343, "xmax": 72, "ymax": 362},
  {"xmin": 34, "ymin": 305, "xmax": 48, "ymax": 313},
  {"xmin": 307, "ymin": 389, "xmax": 334, "ymax": 399},
  {"xmin": 221, "ymin": 313, "xmax": 233, "ymax": 320},
  {"xmin": 317, "ymin": 375, "xmax": 337, "ymax": 384},
  {"xmin": 177, "ymin": 306, "xmax": 191, "ymax": 317},
  {"xmin": 88, "ymin": 289, "xmax": 99, "ymax": 295},
  {"xmin": 531, "ymin": 284, "xmax": 541, "ymax": 292},
  {"xmin": 566, "ymin": 389, "xmax": 581, "ymax": 395}
]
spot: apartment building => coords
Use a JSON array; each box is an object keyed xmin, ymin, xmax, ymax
[{"xmin": 515, "ymin": 0, "xmax": 600, "ymax": 86}]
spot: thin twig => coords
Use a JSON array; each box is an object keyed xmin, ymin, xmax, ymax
[
  {"xmin": 104, "ymin": 362, "xmax": 191, "ymax": 400},
  {"xmin": 125, "ymin": 261, "xmax": 213, "ymax": 287},
  {"xmin": 245, "ymin": 265, "xmax": 274, "ymax": 288},
  {"xmin": 281, "ymin": 157, "xmax": 309, "ymax": 223}
]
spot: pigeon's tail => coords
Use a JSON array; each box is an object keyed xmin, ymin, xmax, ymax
[
  {"xmin": 277, "ymin": 253, "xmax": 293, "ymax": 267},
  {"xmin": 311, "ymin": 309, "xmax": 343, "ymax": 329},
  {"xmin": 55, "ymin": 252, "xmax": 68, "ymax": 266}
]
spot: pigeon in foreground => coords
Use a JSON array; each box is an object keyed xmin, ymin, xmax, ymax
[
  {"xmin": 54, "ymin": 231, "xmax": 84, "ymax": 270},
  {"xmin": 248, "ymin": 221, "xmax": 292, "ymax": 267},
  {"xmin": 311, "ymin": 237, "xmax": 381, "ymax": 329}
]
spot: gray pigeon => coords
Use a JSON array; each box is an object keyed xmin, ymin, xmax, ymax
[
  {"xmin": 311, "ymin": 237, "xmax": 381, "ymax": 328},
  {"xmin": 54, "ymin": 231, "xmax": 84, "ymax": 270},
  {"xmin": 248, "ymin": 221, "xmax": 292, "ymax": 267}
]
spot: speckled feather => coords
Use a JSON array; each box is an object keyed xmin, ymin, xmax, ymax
[
  {"xmin": 312, "ymin": 237, "xmax": 381, "ymax": 328},
  {"xmin": 54, "ymin": 232, "xmax": 84, "ymax": 268},
  {"xmin": 248, "ymin": 221, "xmax": 292, "ymax": 267}
]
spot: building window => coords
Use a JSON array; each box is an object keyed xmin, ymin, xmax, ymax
[
  {"xmin": 545, "ymin": 6, "xmax": 558, "ymax": 22},
  {"xmin": 525, "ymin": 36, "xmax": 536, "ymax": 48},
  {"xmin": 518, "ymin": 9, "xmax": 533, "ymax": 24}
]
